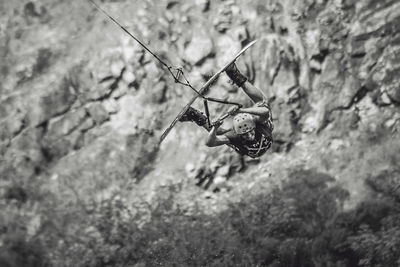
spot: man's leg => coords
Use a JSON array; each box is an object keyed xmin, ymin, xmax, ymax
[
  {"xmin": 241, "ymin": 81, "xmax": 264, "ymax": 103},
  {"xmin": 179, "ymin": 107, "xmax": 230, "ymax": 133},
  {"xmin": 226, "ymin": 63, "xmax": 265, "ymax": 103}
]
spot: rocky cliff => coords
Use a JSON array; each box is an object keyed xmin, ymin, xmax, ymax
[{"xmin": 1, "ymin": 0, "xmax": 400, "ymax": 265}]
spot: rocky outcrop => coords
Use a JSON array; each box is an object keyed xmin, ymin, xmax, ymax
[
  {"xmin": 184, "ymin": 31, "xmax": 214, "ymax": 65},
  {"xmin": 185, "ymin": 149, "xmax": 245, "ymax": 192},
  {"xmin": 0, "ymin": 0, "xmax": 399, "ymax": 213},
  {"xmin": 1, "ymin": 3, "xmax": 400, "ymax": 267}
]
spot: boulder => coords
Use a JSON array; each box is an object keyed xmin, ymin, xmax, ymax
[
  {"xmin": 27, "ymin": 76, "xmax": 77, "ymax": 127},
  {"xmin": 110, "ymin": 59, "xmax": 125, "ymax": 78},
  {"xmin": 184, "ymin": 32, "xmax": 214, "ymax": 65},
  {"xmin": 111, "ymin": 83, "xmax": 129, "ymax": 99},
  {"xmin": 195, "ymin": 0, "xmax": 210, "ymax": 12},
  {"xmin": 82, "ymin": 79, "xmax": 116, "ymax": 102},
  {"xmin": 0, "ymin": 110, "xmax": 26, "ymax": 141},
  {"xmin": 3, "ymin": 127, "xmax": 46, "ymax": 178},
  {"xmin": 12, "ymin": 48, "xmax": 48, "ymax": 84},
  {"xmin": 337, "ymin": 73, "xmax": 362, "ymax": 108},
  {"xmin": 151, "ymin": 81, "xmax": 168, "ymax": 104},
  {"xmin": 348, "ymin": 35, "xmax": 367, "ymax": 58},
  {"xmin": 272, "ymin": 101, "xmax": 296, "ymax": 140},
  {"xmin": 351, "ymin": 1, "xmax": 400, "ymax": 36},
  {"xmin": 69, "ymin": 61, "xmax": 119, "ymax": 103},
  {"xmin": 215, "ymin": 164, "xmax": 230, "ymax": 177},
  {"xmin": 86, "ymin": 102, "xmax": 109, "ymax": 125},
  {"xmin": 383, "ymin": 113, "xmax": 400, "ymax": 131},
  {"xmin": 23, "ymin": 1, "xmax": 50, "ymax": 24},
  {"xmin": 126, "ymin": 130, "xmax": 160, "ymax": 182},
  {"xmin": 121, "ymin": 41, "xmax": 144, "ymax": 65},
  {"xmin": 319, "ymin": 55, "xmax": 342, "ymax": 86},
  {"xmin": 42, "ymin": 130, "xmax": 83, "ymax": 160},
  {"xmin": 198, "ymin": 58, "xmax": 215, "ymax": 77},
  {"xmin": 309, "ymin": 58, "xmax": 322, "ymax": 72},
  {"xmin": 384, "ymin": 70, "xmax": 400, "ymax": 104},
  {"xmin": 46, "ymin": 109, "xmax": 87, "ymax": 141},
  {"xmin": 273, "ymin": 63, "xmax": 298, "ymax": 100},
  {"xmin": 304, "ymin": 28, "xmax": 322, "ymax": 59},
  {"xmin": 102, "ymin": 98, "xmax": 120, "ymax": 114},
  {"xmin": 216, "ymin": 35, "xmax": 241, "ymax": 67},
  {"xmin": 92, "ymin": 51, "xmax": 122, "ymax": 81},
  {"xmin": 213, "ymin": 2, "xmax": 234, "ymax": 33},
  {"xmin": 143, "ymin": 61, "xmax": 162, "ymax": 81},
  {"xmin": 185, "ymin": 162, "xmax": 197, "ymax": 178},
  {"xmin": 231, "ymin": 25, "xmax": 249, "ymax": 43},
  {"xmin": 121, "ymin": 66, "xmax": 136, "ymax": 85}
]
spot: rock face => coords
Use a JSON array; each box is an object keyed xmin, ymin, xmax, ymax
[
  {"xmin": 184, "ymin": 31, "xmax": 214, "ymax": 65},
  {"xmin": 0, "ymin": 0, "xmax": 400, "ymax": 250}
]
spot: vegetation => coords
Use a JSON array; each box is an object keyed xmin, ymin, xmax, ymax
[{"xmin": 1, "ymin": 168, "xmax": 399, "ymax": 266}]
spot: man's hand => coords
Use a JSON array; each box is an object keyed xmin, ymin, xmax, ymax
[
  {"xmin": 206, "ymin": 119, "xmax": 231, "ymax": 147},
  {"xmin": 227, "ymin": 106, "xmax": 241, "ymax": 116},
  {"xmin": 212, "ymin": 119, "xmax": 223, "ymax": 128}
]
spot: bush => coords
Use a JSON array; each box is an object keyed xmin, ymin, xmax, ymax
[{"xmin": 2, "ymin": 168, "xmax": 400, "ymax": 266}]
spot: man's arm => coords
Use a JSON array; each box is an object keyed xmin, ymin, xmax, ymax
[
  {"xmin": 205, "ymin": 123, "xmax": 231, "ymax": 147},
  {"xmin": 237, "ymin": 106, "xmax": 270, "ymax": 117},
  {"xmin": 216, "ymin": 127, "xmax": 231, "ymax": 135},
  {"xmin": 227, "ymin": 105, "xmax": 269, "ymax": 117}
]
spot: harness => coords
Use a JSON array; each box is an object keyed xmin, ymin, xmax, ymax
[
  {"xmin": 228, "ymin": 130, "xmax": 273, "ymax": 158},
  {"xmin": 244, "ymin": 135, "xmax": 272, "ymax": 158}
]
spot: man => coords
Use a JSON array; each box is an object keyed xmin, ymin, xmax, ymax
[{"xmin": 179, "ymin": 63, "xmax": 273, "ymax": 158}]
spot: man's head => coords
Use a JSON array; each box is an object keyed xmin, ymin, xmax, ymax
[{"xmin": 233, "ymin": 113, "xmax": 256, "ymax": 141}]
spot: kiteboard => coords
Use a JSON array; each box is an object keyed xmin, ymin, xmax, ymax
[{"xmin": 159, "ymin": 39, "xmax": 257, "ymax": 144}]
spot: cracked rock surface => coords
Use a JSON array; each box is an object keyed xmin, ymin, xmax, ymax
[{"xmin": 0, "ymin": 0, "xmax": 399, "ymax": 262}]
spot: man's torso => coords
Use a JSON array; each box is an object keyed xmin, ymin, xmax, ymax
[{"xmin": 225, "ymin": 101, "xmax": 274, "ymax": 157}]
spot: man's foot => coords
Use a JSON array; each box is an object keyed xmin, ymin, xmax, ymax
[
  {"xmin": 179, "ymin": 107, "xmax": 207, "ymax": 126},
  {"xmin": 225, "ymin": 62, "xmax": 247, "ymax": 87}
]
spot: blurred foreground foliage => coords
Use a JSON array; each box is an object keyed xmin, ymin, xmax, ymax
[{"xmin": 1, "ymin": 168, "xmax": 400, "ymax": 266}]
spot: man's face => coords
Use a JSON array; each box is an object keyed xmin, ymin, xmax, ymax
[{"xmin": 241, "ymin": 129, "xmax": 256, "ymax": 141}]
